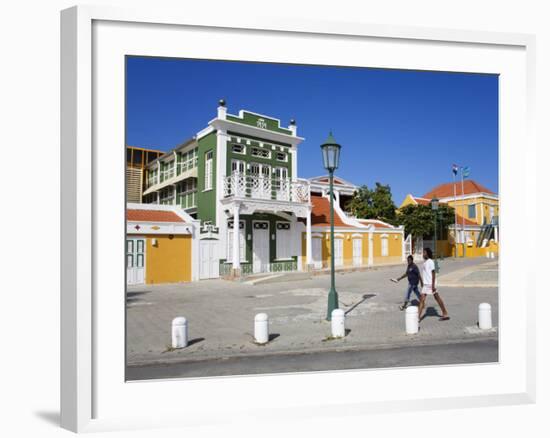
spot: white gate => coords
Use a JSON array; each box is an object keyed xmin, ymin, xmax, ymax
[
  {"xmin": 404, "ymin": 234, "xmax": 412, "ymax": 257},
  {"xmin": 126, "ymin": 237, "xmax": 145, "ymax": 285},
  {"xmin": 253, "ymin": 221, "xmax": 270, "ymax": 273},
  {"xmin": 334, "ymin": 238, "xmax": 344, "ymax": 267},
  {"xmin": 199, "ymin": 240, "xmax": 219, "ymax": 279},
  {"xmin": 352, "ymin": 238, "xmax": 362, "ymax": 266},
  {"xmin": 413, "ymin": 237, "xmax": 424, "ymax": 261},
  {"xmin": 312, "ymin": 237, "xmax": 323, "ymax": 269}
]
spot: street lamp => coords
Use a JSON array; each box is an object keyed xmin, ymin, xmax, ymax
[
  {"xmin": 431, "ymin": 197, "xmax": 440, "ymax": 273},
  {"xmin": 320, "ymin": 132, "xmax": 341, "ymax": 320}
]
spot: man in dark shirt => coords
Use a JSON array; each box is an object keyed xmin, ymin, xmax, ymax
[{"xmin": 391, "ymin": 255, "xmax": 422, "ymax": 310}]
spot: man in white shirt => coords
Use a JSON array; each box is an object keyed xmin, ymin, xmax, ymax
[{"xmin": 418, "ymin": 247, "xmax": 450, "ymax": 322}]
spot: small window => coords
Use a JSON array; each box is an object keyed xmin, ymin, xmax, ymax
[
  {"xmin": 468, "ymin": 204, "xmax": 476, "ymax": 219},
  {"xmin": 204, "ymin": 150, "xmax": 213, "ymax": 190},
  {"xmin": 251, "ymin": 147, "xmax": 271, "ymax": 159},
  {"xmin": 232, "ymin": 144, "xmax": 245, "ymax": 154},
  {"xmin": 276, "ymin": 151, "xmax": 287, "ymax": 162}
]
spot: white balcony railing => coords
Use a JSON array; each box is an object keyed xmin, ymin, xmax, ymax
[{"xmin": 223, "ymin": 175, "xmax": 310, "ymax": 203}]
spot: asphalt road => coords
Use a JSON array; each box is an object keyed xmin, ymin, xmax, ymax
[{"xmin": 126, "ymin": 339, "xmax": 498, "ymax": 381}]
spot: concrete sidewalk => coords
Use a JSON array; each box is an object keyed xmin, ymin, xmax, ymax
[
  {"xmin": 126, "ymin": 257, "xmax": 498, "ymax": 368},
  {"xmin": 437, "ymin": 259, "xmax": 498, "ymax": 287}
]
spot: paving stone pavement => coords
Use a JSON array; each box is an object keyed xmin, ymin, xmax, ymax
[
  {"xmin": 437, "ymin": 260, "xmax": 498, "ymax": 287},
  {"xmin": 126, "ymin": 257, "xmax": 498, "ymax": 366}
]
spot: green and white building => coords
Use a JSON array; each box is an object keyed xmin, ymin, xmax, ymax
[{"xmin": 140, "ymin": 100, "xmax": 313, "ymax": 279}]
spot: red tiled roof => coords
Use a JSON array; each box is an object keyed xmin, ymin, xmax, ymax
[
  {"xmin": 423, "ymin": 180, "xmax": 495, "ymax": 199},
  {"xmin": 311, "ymin": 195, "xmax": 354, "ymax": 227},
  {"xmin": 412, "ymin": 197, "xmax": 431, "ymax": 206},
  {"xmin": 357, "ymin": 219, "xmax": 393, "ymax": 229},
  {"xmin": 455, "ymin": 214, "xmax": 479, "ymax": 227},
  {"xmin": 127, "ymin": 209, "xmax": 184, "ymax": 223},
  {"xmin": 316, "ymin": 177, "xmax": 344, "ymax": 185}
]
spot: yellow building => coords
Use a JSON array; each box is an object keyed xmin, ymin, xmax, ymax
[
  {"xmin": 301, "ymin": 193, "xmax": 404, "ymax": 270},
  {"xmin": 400, "ymin": 180, "xmax": 499, "ymax": 258},
  {"xmin": 126, "ymin": 204, "xmax": 200, "ymax": 285}
]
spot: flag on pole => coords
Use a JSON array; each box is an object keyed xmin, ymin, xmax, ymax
[
  {"xmin": 452, "ymin": 164, "xmax": 459, "ymax": 175},
  {"xmin": 462, "ymin": 166, "xmax": 470, "ymax": 178}
]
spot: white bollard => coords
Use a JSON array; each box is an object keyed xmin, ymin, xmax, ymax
[
  {"xmin": 254, "ymin": 313, "xmax": 269, "ymax": 344},
  {"xmin": 406, "ymin": 306, "xmax": 419, "ymax": 334},
  {"xmin": 331, "ymin": 309, "xmax": 346, "ymax": 338},
  {"xmin": 171, "ymin": 317, "xmax": 188, "ymax": 349},
  {"xmin": 478, "ymin": 303, "xmax": 492, "ymax": 330}
]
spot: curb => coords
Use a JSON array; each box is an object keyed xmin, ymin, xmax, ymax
[{"xmin": 127, "ymin": 332, "xmax": 498, "ymax": 368}]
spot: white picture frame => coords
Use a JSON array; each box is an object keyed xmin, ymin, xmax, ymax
[{"xmin": 60, "ymin": 5, "xmax": 536, "ymax": 433}]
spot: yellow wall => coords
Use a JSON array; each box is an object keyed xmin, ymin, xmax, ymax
[
  {"xmin": 372, "ymin": 233, "xmax": 403, "ymax": 265},
  {"xmin": 302, "ymin": 231, "xmax": 402, "ymax": 268},
  {"xmin": 399, "ymin": 194, "xmax": 418, "ymax": 209},
  {"xmin": 452, "ymin": 239, "xmax": 499, "ymax": 258},
  {"xmin": 446, "ymin": 196, "xmax": 499, "ymax": 225},
  {"xmin": 145, "ymin": 235, "xmax": 191, "ymax": 284}
]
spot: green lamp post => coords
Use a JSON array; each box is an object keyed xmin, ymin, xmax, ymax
[
  {"xmin": 431, "ymin": 197, "xmax": 440, "ymax": 273},
  {"xmin": 320, "ymin": 132, "xmax": 341, "ymax": 321}
]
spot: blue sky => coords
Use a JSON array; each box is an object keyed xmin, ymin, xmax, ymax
[{"xmin": 126, "ymin": 57, "xmax": 498, "ymax": 204}]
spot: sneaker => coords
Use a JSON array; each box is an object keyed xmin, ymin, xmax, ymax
[{"xmin": 399, "ymin": 302, "xmax": 409, "ymax": 311}]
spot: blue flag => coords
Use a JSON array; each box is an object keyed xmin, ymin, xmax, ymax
[{"xmin": 462, "ymin": 166, "xmax": 470, "ymax": 178}]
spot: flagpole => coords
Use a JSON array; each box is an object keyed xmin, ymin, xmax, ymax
[
  {"xmin": 461, "ymin": 167, "xmax": 466, "ymax": 258},
  {"xmin": 453, "ymin": 168, "xmax": 458, "ymax": 258}
]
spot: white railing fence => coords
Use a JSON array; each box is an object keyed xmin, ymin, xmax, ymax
[{"xmin": 223, "ymin": 175, "xmax": 310, "ymax": 203}]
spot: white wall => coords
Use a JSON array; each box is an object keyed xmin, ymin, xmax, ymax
[{"xmin": 1, "ymin": 1, "xmax": 548, "ymax": 437}]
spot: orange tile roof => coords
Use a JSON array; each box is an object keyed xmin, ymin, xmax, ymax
[
  {"xmin": 412, "ymin": 197, "xmax": 431, "ymax": 206},
  {"xmin": 423, "ymin": 180, "xmax": 495, "ymax": 199},
  {"xmin": 127, "ymin": 209, "xmax": 184, "ymax": 223},
  {"xmin": 311, "ymin": 195, "xmax": 354, "ymax": 227},
  {"xmin": 315, "ymin": 177, "xmax": 345, "ymax": 185},
  {"xmin": 357, "ymin": 219, "xmax": 394, "ymax": 229},
  {"xmin": 454, "ymin": 214, "xmax": 479, "ymax": 227}
]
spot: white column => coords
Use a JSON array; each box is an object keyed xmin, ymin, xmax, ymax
[
  {"xmin": 156, "ymin": 161, "xmax": 161, "ymax": 185},
  {"xmin": 368, "ymin": 231, "xmax": 374, "ymax": 266},
  {"xmin": 217, "ymin": 102, "xmax": 227, "ymax": 120},
  {"xmin": 306, "ymin": 207, "xmax": 313, "ymax": 266},
  {"xmin": 290, "ymin": 146, "xmax": 297, "ymax": 182},
  {"xmin": 232, "ymin": 203, "xmax": 241, "ymax": 271},
  {"xmin": 173, "ymin": 151, "xmax": 178, "ymax": 176},
  {"xmin": 172, "ymin": 185, "xmax": 177, "ymax": 205},
  {"xmin": 401, "ymin": 231, "xmax": 406, "ymax": 262},
  {"xmin": 215, "ymin": 129, "xmax": 228, "ymax": 228}
]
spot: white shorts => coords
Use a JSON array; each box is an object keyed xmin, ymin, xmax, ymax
[{"xmin": 421, "ymin": 285, "xmax": 435, "ymax": 295}]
